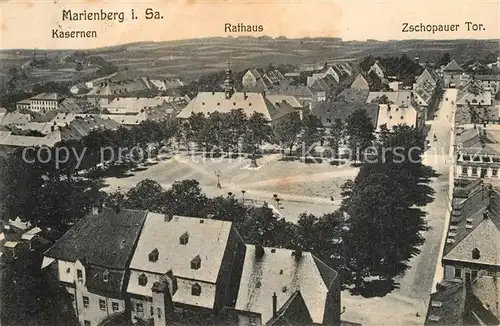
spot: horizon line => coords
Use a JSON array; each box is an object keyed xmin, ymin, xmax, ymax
[{"xmin": 2, "ymin": 36, "xmax": 499, "ymax": 52}]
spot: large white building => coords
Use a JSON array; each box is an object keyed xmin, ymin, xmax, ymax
[{"xmin": 16, "ymin": 93, "xmax": 63, "ymax": 113}]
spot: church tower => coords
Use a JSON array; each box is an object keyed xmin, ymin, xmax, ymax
[{"xmin": 224, "ymin": 60, "xmax": 235, "ymax": 99}]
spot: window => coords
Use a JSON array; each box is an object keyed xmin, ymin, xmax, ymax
[
  {"xmin": 462, "ymin": 166, "xmax": 468, "ymax": 175},
  {"xmin": 149, "ymin": 248, "xmax": 159, "ymax": 262},
  {"xmin": 454, "ymin": 268, "xmax": 462, "ymax": 278},
  {"xmin": 472, "ymin": 248, "xmax": 481, "ymax": 259},
  {"xmin": 180, "ymin": 232, "xmax": 189, "ymax": 245},
  {"xmin": 191, "ymin": 283, "xmax": 201, "ymax": 296},
  {"xmin": 99, "ymin": 299, "xmax": 106, "ymax": 311},
  {"xmin": 157, "ymin": 308, "xmax": 162, "ymax": 318},
  {"xmin": 103, "ymin": 270, "xmax": 110, "ymax": 282},
  {"xmin": 77, "ymin": 269, "xmax": 83, "ymax": 280},
  {"xmin": 249, "ymin": 316, "xmax": 258, "ymax": 326},
  {"xmin": 488, "ymin": 270, "xmax": 495, "ymax": 277},
  {"xmin": 493, "ymin": 169, "xmax": 498, "ymax": 176},
  {"xmin": 191, "ymin": 255, "xmax": 201, "ymax": 270},
  {"xmin": 471, "ymin": 167, "xmax": 478, "ymax": 176},
  {"xmin": 471, "ymin": 270, "xmax": 478, "ymax": 280},
  {"xmin": 136, "ymin": 303, "xmax": 143, "ymax": 313},
  {"xmin": 84, "ymin": 321, "xmax": 91, "ymax": 326},
  {"xmin": 69, "ymin": 293, "xmax": 75, "ymax": 302},
  {"xmin": 326, "ymin": 118, "xmax": 331, "ymax": 123},
  {"xmin": 112, "ymin": 302, "xmax": 119, "ymax": 312},
  {"xmin": 83, "ymin": 296, "xmax": 90, "ymax": 307},
  {"xmin": 138, "ymin": 273, "xmax": 148, "ymax": 286},
  {"xmin": 150, "ymin": 306, "xmax": 154, "ymax": 316}
]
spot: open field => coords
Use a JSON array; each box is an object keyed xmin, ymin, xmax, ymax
[
  {"xmin": 2, "ymin": 38, "xmax": 498, "ymax": 81},
  {"xmin": 103, "ymin": 153, "xmax": 359, "ymax": 222}
]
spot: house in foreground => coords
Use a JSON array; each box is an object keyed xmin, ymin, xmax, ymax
[{"xmin": 42, "ymin": 207, "xmax": 342, "ymax": 326}]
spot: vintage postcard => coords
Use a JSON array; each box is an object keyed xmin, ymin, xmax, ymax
[{"xmin": 0, "ymin": 0, "xmax": 498, "ymax": 325}]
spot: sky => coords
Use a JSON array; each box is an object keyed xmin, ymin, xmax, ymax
[{"xmin": 0, "ymin": 0, "xmax": 498, "ymax": 49}]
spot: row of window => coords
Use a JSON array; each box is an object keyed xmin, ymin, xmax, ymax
[
  {"xmin": 77, "ymin": 295, "xmax": 120, "ymax": 311},
  {"xmin": 460, "ymin": 155, "xmax": 500, "ymax": 163},
  {"xmin": 132, "ymin": 303, "xmax": 163, "ymax": 319},
  {"xmin": 454, "ymin": 268, "xmax": 495, "ymax": 279},
  {"xmin": 75, "ymin": 268, "xmax": 109, "ymax": 282},
  {"xmin": 461, "ymin": 166, "xmax": 498, "ymax": 176}
]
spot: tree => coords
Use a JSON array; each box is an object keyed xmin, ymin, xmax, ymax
[
  {"xmin": 274, "ymin": 112, "xmax": 302, "ymax": 155},
  {"xmin": 328, "ymin": 118, "xmax": 344, "ymax": 157},
  {"xmin": 341, "ymin": 125, "xmax": 434, "ymax": 289},
  {"xmin": 345, "ymin": 109, "xmax": 375, "ymax": 162},
  {"xmin": 163, "ymin": 179, "xmax": 209, "ymax": 217},
  {"xmin": 125, "ymin": 179, "xmax": 164, "ymax": 211},
  {"xmin": 301, "ymin": 114, "xmax": 324, "ymax": 158},
  {"xmin": 438, "ymin": 52, "xmax": 451, "ymax": 67},
  {"xmin": 242, "ymin": 112, "xmax": 272, "ymax": 165}
]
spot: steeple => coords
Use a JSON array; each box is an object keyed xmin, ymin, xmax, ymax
[{"xmin": 224, "ymin": 59, "xmax": 235, "ymax": 99}]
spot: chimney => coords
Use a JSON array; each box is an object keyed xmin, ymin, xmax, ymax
[
  {"xmin": 255, "ymin": 245, "xmax": 265, "ymax": 259},
  {"xmin": 244, "ymin": 92, "xmax": 248, "ymax": 100},
  {"xmin": 483, "ymin": 210, "xmax": 489, "ymax": 219},
  {"xmin": 272, "ymin": 292, "xmax": 277, "ymax": 317}
]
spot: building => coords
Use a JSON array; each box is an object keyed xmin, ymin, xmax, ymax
[
  {"xmin": 456, "ymin": 80, "xmax": 492, "ymax": 107},
  {"xmin": 454, "ymin": 126, "xmax": 500, "ymax": 180},
  {"xmin": 368, "ymin": 61, "xmax": 386, "ymax": 79},
  {"xmin": 0, "ymin": 112, "xmax": 32, "ymax": 128},
  {"xmin": 312, "ymin": 101, "xmax": 379, "ymax": 129},
  {"xmin": 425, "ymin": 276, "xmax": 500, "ymax": 325},
  {"xmin": 16, "ymin": 93, "xmax": 63, "ymax": 113},
  {"xmin": 233, "ymin": 245, "xmax": 341, "ymax": 326},
  {"xmin": 350, "ymin": 74, "xmax": 369, "ymax": 90},
  {"xmin": 442, "ymin": 60, "xmax": 464, "ymax": 88},
  {"xmin": 242, "ymin": 68, "xmax": 284, "ymax": 91},
  {"xmin": 126, "ymin": 213, "xmax": 245, "ymax": 324},
  {"xmin": 441, "ymin": 180, "xmax": 500, "ymax": 282},
  {"xmin": 177, "ymin": 68, "xmax": 296, "ymax": 125},
  {"xmin": 474, "ymin": 75, "xmax": 500, "ymax": 94},
  {"xmin": 375, "ymin": 103, "xmax": 423, "ymax": 132},
  {"xmin": 335, "ymin": 88, "xmax": 369, "ymax": 103},
  {"xmin": 100, "ymin": 96, "xmax": 180, "ymax": 115},
  {"xmin": 42, "ymin": 207, "xmax": 149, "ymax": 326}
]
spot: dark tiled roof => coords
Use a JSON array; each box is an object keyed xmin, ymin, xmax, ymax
[
  {"xmin": 443, "ymin": 60, "xmax": 464, "ymax": 72},
  {"xmin": 44, "ymin": 207, "xmax": 147, "ymax": 269},
  {"xmin": 267, "ymin": 291, "xmax": 313, "ymax": 326},
  {"xmin": 336, "ymin": 89, "xmax": 369, "ymax": 103},
  {"xmin": 424, "ymin": 281, "xmax": 466, "ymax": 325},
  {"xmin": 312, "ymin": 101, "xmax": 379, "ymax": 127}
]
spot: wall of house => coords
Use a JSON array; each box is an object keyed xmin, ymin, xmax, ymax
[
  {"xmin": 242, "ymin": 72, "xmax": 258, "ymax": 88},
  {"xmin": 444, "ymin": 261, "xmax": 500, "ymax": 281},
  {"xmin": 58, "ymin": 260, "xmax": 76, "ymax": 284},
  {"xmin": 75, "ymin": 287, "xmax": 125, "ymax": 326},
  {"xmin": 215, "ymin": 227, "xmax": 246, "ymax": 312},
  {"xmin": 456, "ymin": 161, "xmax": 500, "ymax": 180},
  {"xmin": 128, "ymin": 269, "xmax": 166, "ymax": 297},
  {"xmin": 322, "ymin": 276, "xmax": 342, "ymax": 326},
  {"xmin": 175, "ymin": 278, "xmax": 217, "ymax": 307},
  {"xmin": 236, "ymin": 311, "xmax": 262, "ymax": 326},
  {"xmin": 130, "ymin": 295, "xmax": 154, "ymax": 323}
]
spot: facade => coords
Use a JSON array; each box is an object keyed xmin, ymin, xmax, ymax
[
  {"xmin": 16, "ymin": 93, "xmax": 63, "ymax": 113},
  {"xmin": 126, "ymin": 213, "xmax": 245, "ymax": 324},
  {"xmin": 441, "ymin": 180, "xmax": 500, "ymax": 283},
  {"xmin": 455, "ymin": 126, "xmax": 500, "ymax": 180},
  {"xmin": 368, "ymin": 61, "xmax": 386, "ymax": 79},
  {"xmin": 350, "ymin": 74, "xmax": 369, "ymax": 90},
  {"xmin": 177, "ymin": 68, "xmax": 296, "ymax": 125},
  {"xmin": 42, "ymin": 207, "xmax": 148, "ymax": 326},
  {"xmin": 475, "ymin": 75, "xmax": 500, "ymax": 94},
  {"xmin": 442, "ymin": 60, "xmax": 464, "ymax": 88}
]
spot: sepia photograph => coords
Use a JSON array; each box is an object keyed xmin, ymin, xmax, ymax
[{"xmin": 0, "ymin": 1, "xmax": 498, "ymax": 325}]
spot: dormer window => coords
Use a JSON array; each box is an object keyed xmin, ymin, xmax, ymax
[
  {"xmin": 103, "ymin": 270, "xmax": 110, "ymax": 282},
  {"xmin": 180, "ymin": 232, "xmax": 189, "ymax": 245},
  {"xmin": 191, "ymin": 255, "xmax": 201, "ymax": 270},
  {"xmin": 138, "ymin": 273, "xmax": 148, "ymax": 286},
  {"xmin": 472, "ymin": 248, "xmax": 481, "ymax": 260},
  {"xmin": 77, "ymin": 269, "xmax": 83, "ymax": 280},
  {"xmin": 149, "ymin": 248, "xmax": 159, "ymax": 262},
  {"xmin": 191, "ymin": 283, "xmax": 201, "ymax": 296}
]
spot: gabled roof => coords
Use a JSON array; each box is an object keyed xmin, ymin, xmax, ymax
[
  {"xmin": 336, "ymin": 88, "xmax": 369, "ymax": 103},
  {"xmin": 350, "ymin": 74, "xmax": 369, "ymax": 90},
  {"xmin": 30, "ymin": 93, "xmax": 60, "ymax": 101},
  {"xmin": 176, "ymin": 91, "xmax": 295, "ymax": 121},
  {"xmin": 266, "ymin": 291, "xmax": 313, "ymax": 326},
  {"xmin": 128, "ymin": 213, "xmax": 232, "ymax": 282},
  {"xmin": 424, "ymin": 281, "xmax": 466, "ymax": 325},
  {"xmin": 443, "ymin": 60, "xmax": 464, "ymax": 72},
  {"xmin": 234, "ymin": 245, "xmax": 338, "ymax": 325},
  {"xmin": 44, "ymin": 207, "xmax": 147, "ymax": 269}
]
